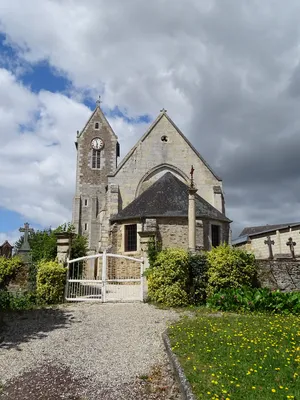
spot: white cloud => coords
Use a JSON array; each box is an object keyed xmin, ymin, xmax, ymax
[
  {"xmin": 0, "ymin": 69, "xmax": 89, "ymax": 226},
  {"xmin": 0, "ymin": 230, "xmax": 20, "ymax": 247},
  {"xmin": 0, "ymin": 67, "xmax": 149, "ymax": 230},
  {"xmin": 1, "ymin": 1, "xmax": 300, "ymax": 236}
]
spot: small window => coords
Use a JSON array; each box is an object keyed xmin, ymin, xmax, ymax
[
  {"xmin": 95, "ymin": 122, "xmax": 99, "ymax": 129},
  {"xmin": 125, "ymin": 224, "xmax": 137, "ymax": 252},
  {"xmin": 92, "ymin": 149, "xmax": 101, "ymax": 169},
  {"xmin": 84, "ymin": 223, "xmax": 88, "ymax": 231},
  {"xmin": 211, "ymin": 225, "xmax": 221, "ymax": 247},
  {"xmin": 84, "ymin": 199, "xmax": 88, "ymax": 206},
  {"xmin": 161, "ymin": 135, "xmax": 168, "ymax": 142}
]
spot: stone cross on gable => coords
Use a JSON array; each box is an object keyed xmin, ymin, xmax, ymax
[
  {"xmin": 264, "ymin": 236, "xmax": 275, "ymax": 259},
  {"xmin": 190, "ymin": 165, "xmax": 195, "ymax": 188},
  {"xmin": 96, "ymin": 95, "xmax": 102, "ymax": 107},
  {"xmin": 286, "ymin": 237, "xmax": 296, "ymax": 258},
  {"xmin": 19, "ymin": 222, "xmax": 33, "ymax": 252}
]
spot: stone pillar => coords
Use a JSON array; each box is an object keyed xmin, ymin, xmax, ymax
[
  {"xmin": 55, "ymin": 232, "xmax": 74, "ymax": 266},
  {"xmin": 138, "ymin": 231, "xmax": 156, "ymax": 270},
  {"xmin": 229, "ymin": 228, "xmax": 232, "ymax": 247},
  {"xmin": 138, "ymin": 230, "xmax": 156, "ymax": 302},
  {"xmin": 188, "ymin": 187, "xmax": 198, "ymax": 253},
  {"xmin": 276, "ymin": 230, "xmax": 281, "ymax": 254}
]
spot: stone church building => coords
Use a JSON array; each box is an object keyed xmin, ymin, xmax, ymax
[{"xmin": 72, "ymin": 102, "xmax": 231, "ymax": 258}]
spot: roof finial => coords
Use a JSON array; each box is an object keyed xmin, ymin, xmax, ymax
[
  {"xmin": 160, "ymin": 108, "xmax": 167, "ymax": 113},
  {"xmin": 190, "ymin": 165, "xmax": 195, "ymax": 188},
  {"xmin": 96, "ymin": 95, "xmax": 102, "ymax": 107}
]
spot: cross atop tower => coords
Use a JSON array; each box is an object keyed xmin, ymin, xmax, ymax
[
  {"xmin": 96, "ymin": 95, "xmax": 102, "ymax": 107},
  {"xmin": 190, "ymin": 165, "xmax": 195, "ymax": 188}
]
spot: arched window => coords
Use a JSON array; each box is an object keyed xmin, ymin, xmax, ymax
[
  {"xmin": 92, "ymin": 149, "xmax": 101, "ymax": 169},
  {"xmin": 95, "ymin": 122, "xmax": 99, "ymax": 129}
]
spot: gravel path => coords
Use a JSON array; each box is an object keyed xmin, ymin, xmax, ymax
[{"xmin": 0, "ymin": 303, "xmax": 182, "ymax": 399}]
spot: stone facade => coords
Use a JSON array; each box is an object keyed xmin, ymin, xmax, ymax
[
  {"xmin": 72, "ymin": 105, "xmax": 230, "ymax": 259},
  {"xmin": 108, "ymin": 112, "xmax": 224, "ymax": 212},
  {"xmin": 72, "ymin": 106, "xmax": 119, "ymax": 252},
  {"xmin": 109, "ymin": 218, "xmax": 230, "ymax": 257}
]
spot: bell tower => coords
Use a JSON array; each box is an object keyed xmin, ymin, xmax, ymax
[{"xmin": 72, "ymin": 99, "xmax": 120, "ymax": 252}]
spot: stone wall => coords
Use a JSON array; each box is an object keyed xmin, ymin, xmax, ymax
[
  {"xmin": 157, "ymin": 217, "xmax": 205, "ymax": 250},
  {"xmin": 257, "ymin": 259, "xmax": 300, "ymax": 291},
  {"xmin": 236, "ymin": 225, "xmax": 300, "ymax": 259},
  {"xmin": 72, "ymin": 106, "xmax": 118, "ymax": 251}
]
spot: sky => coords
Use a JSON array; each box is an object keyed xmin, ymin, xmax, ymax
[{"xmin": 1, "ymin": 0, "xmax": 300, "ymax": 245}]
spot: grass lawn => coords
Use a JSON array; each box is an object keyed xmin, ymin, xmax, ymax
[{"xmin": 168, "ymin": 313, "xmax": 300, "ymax": 400}]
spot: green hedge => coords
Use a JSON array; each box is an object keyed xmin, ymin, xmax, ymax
[
  {"xmin": 0, "ymin": 256, "xmax": 23, "ymax": 290},
  {"xmin": 36, "ymin": 260, "xmax": 66, "ymax": 304},
  {"xmin": 206, "ymin": 244, "xmax": 257, "ymax": 295},
  {"xmin": 0, "ymin": 290, "xmax": 37, "ymax": 311},
  {"xmin": 207, "ymin": 287, "xmax": 300, "ymax": 314},
  {"xmin": 147, "ymin": 248, "xmax": 190, "ymax": 307},
  {"xmin": 147, "ymin": 249, "xmax": 209, "ymax": 307}
]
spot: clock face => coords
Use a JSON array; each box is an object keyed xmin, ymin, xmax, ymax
[{"xmin": 91, "ymin": 137, "xmax": 104, "ymax": 150}]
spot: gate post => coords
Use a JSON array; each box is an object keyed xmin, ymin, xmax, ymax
[
  {"xmin": 64, "ymin": 257, "xmax": 70, "ymax": 301},
  {"xmin": 102, "ymin": 250, "xmax": 107, "ymax": 303},
  {"xmin": 140, "ymin": 259, "xmax": 144, "ymax": 302}
]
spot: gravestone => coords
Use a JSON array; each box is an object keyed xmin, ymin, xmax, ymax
[
  {"xmin": 17, "ymin": 222, "xmax": 33, "ymax": 264},
  {"xmin": 286, "ymin": 237, "xmax": 296, "ymax": 259},
  {"xmin": 264, "ymin": 236, "xmax": 275, "ymax": 259}
]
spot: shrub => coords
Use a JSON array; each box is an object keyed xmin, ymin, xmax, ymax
[
  {"xmin": 0, "ymin": 290, "xmax": 37, "ymax": 311},
  {"xmin": 187, "ymin": 252, "xmax": 209, "ymax": 305},
  {"xmin": 207, "ymin": 287, "xmax": 300, "ymax": 314},
  {"xmin": 147, "ymin": 248, "xmax": 190, "ymax": 307},
  {"xmin": 36, "ymin": 260, "xmax": 66, "ymax": 305},
  {"xmin": 147, "ymin": 237, "xmax": 162, "ymax": 267},
  {"xmin": 0, "ymin": 256, "xmax": 23, "ymax": 290},
  {"xmin": 206, "ymin": 244, "xmax": 257, "ymax": 295}
]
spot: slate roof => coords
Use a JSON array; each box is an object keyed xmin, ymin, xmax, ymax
[
  {"xmin": 111, "ymin": 172, "xmax": 231, "ymax": 222},
  {"xmin": 239, "ymin": 222, "xmax": 300, "ymax": 237},
  {"xmin": 232, "ymin": 222, "xmax": 300, "ymax": 246}
]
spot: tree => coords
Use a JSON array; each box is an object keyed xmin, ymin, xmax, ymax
[
  {"xmin": 70, "ymin": 234, "xmax": 88, "ymax": 260},
  {"xmin": 14, "ymin": 223, "xmax": 88, "ymax": 264},
  {"xmin": 14, "ymin": 228, "xmax": 57, "ymax": 263}
]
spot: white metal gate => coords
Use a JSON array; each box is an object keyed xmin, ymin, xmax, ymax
[{"xmin": 65, "ymin": 251, "xmax": 144, "ymax": 302}]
